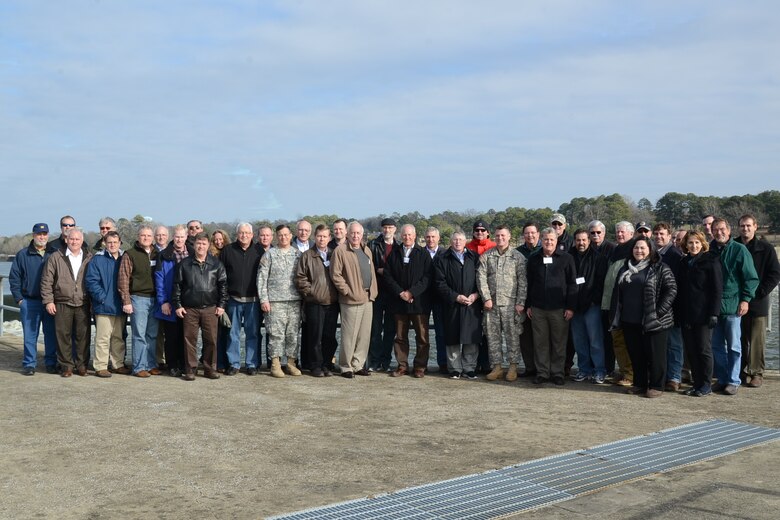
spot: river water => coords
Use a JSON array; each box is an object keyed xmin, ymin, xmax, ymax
[{"xmin": 2, "ymin": 261, "xmax": 779, "ymax": 369}]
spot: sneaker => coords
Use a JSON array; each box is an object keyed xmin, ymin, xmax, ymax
[
  {"xmin": 465, "ymin": 371, "xmax": 478, "ymax": 380},
  {"xmin": 449, "ymin": 372, "xmax": 462, "ymax": 380},
  {"xmin": 691, "ymin": 388, "xmax": 711, "ymax": 397},
  {"xmin": 22, "ymin": 366, "xmax": 35, "ymax": 376},
  {"xmin": 169, "ymin": 368, "xmax": 182, "ymax": 378},
  {"xmin": 572, "ymin": 372, "xmax": 589, "ymax": 382},
  {"xmin": 225, "ymin": 367, "xmax": 239, "ymax": 376},
  {"xmin": 246, "ymin": 367, "xmax": 258, "ymax": 376},
  {"xmin": 723, "ymin": 384, "xmax": 738, "ymax": 395},
  {"xmin": 593, "ymin": 375, "xmax": 606, "ymax": 384}
]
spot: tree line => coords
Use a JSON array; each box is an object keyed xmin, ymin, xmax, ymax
[{"xmin": 1, "ymin": 190, "xmax": 778, "ymax": 255}]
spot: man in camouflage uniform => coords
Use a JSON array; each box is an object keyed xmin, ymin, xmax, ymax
[
  {"xmin": 477, "ymin": 225, "xmax": 528, "ymax": 381},
  {"xmin": 257, "ymin": 224, "xmax": 302, "ymax": 378}
]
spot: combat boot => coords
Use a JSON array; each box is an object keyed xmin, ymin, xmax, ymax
[
  {"xmin": 486, "ymin": 364, "xmax": 504, "ymax": 381},
  {"xmin": 287, "ymin": 358, "xmax": 302, "ymax": 376},
  {"xmin": 270, "ymin": 357, "xmax": 285, "ymax": 378},
  {"xmin": 505, "ymin": 363, "xmax": 518, "ymax": 382}
]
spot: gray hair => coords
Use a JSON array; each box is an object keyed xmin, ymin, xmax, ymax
[
  {"xmin": 68, "ymin": 227, "xmax": 85, "ymax": 239},
  {"xmin": 137, "ymin": 225, "xmax": 154, "ymax": 235},
  {"xmin": 540, "ymin": 227, "xmax": 557, "ymax": 238},
  {"xmin": 615, "ymin": 221, "xmax": 634, "ymax": 233},
  {"xmin": 425, "ymin": 226, "xmax": 440, "ymax": 236},
  {"xmin": 98, "ymin": 216, "xmax": 116, "ymax": 228},
  {"xmin": 236, "ymin": 222, "xmax": 253, "ymax": 234},
  {"xmin": 347, "ymin": 221, "xmax": 364, "ymax": 233},
  {"xmin": 450, "ymin": 231, "xmax": 466, "ymax": 242},
  {"xmin": 588, "ymin": 220, "xmax": 606, "ymax": 232}
]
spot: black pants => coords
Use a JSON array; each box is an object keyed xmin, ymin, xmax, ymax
[
  {"xmin": 622, "ymin": 323, "xmax": 668, "ymax": 391},
  {"xmin": 682, "ymin": 324, "xmax": 713, "ymax": 391},
  {"xmin": 303, "ymin": 303, "xmax": 339, "ymax": 370},
  {"xmin": 601, "ymin": 310, "xmax": 615, "ymax": 374},
  {"xmin": 163, "ymin": 318, "xmax": 185, "ymax": 371}
]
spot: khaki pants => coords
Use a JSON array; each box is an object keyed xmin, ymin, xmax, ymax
[
  {"xmin": 339, "ymin": 302, "xmax": 373, "ymax": 373},
  {"xmin": 94, "ymin": 314, "xmax": 127, "ymax": 371},
  {"xmin": 393, "ymin": 313, "xmax": 430, "ymax": 370},
  {"xmin": 612, "ymin": 329, "xmax": 634, "ymax": 381}
]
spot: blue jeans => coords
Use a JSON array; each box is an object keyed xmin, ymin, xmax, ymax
[
  {"xmin": 666, "ymin": 326, "xmax": 683, "ymax": 383},
  {"xmin": 711, "ymin": 315, "xmax": 742, "ymax": 386},
  {"xmin": 130, "ymin": 295, "xmax": 159, "ymax": 373},
  {"xmin": 570, "ymin": 305, "xmax": 606, "ymax": 378},
  {"xmin": 20, "ymin": 298, "xmax": 58, "ymax": 368},
  {"xmin": 226, "ymin": 300, "xmax": 260, "ymax": 369}
]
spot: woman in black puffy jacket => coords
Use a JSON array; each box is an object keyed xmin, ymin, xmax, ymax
[{"xmin": 610, "ymin": 237, "xmax": 677, "ymax": 398}]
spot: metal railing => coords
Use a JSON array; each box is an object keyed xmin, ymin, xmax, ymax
[{"xmin": 0, "ymin": 276, "xmax": 21, "ymax": 337}]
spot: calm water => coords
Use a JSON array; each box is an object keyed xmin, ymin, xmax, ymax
[{"xmin": 2, "ymin": 261, "xmax": 779, "ymax": 369}]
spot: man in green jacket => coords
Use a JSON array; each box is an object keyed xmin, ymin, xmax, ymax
[{"xmin": 709, "ymin": 218, "xmax": 759, "ymax": 395}]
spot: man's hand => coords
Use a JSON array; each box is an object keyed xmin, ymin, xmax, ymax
[
  {"xmin": 161, "ymin": 302, "xmax": 172, "ymax": 316},
  {"xmin": 46, "ymin": 303, "xmax": 56, "ymax": 315},
  {"xmin": 514, "ymin": 304, "xmax": 525, "ymax": 315},
  {"xmin": 564, "ymin": 309, "xmax": 574, "ymax": 321},
  {"xmin": 737, "ymin": 301, "xmax": 749, "ymax": 317},
  {"xmin": 483, "ymin": 299, "xmax": 493, "ymax": 311},
  {"xmin": 123, "ymin": 304, "xmax": 134, "ymax": 315},
  {"xmin": 216, "ymin": 307, "xmax": 225, "ymax": 317},
  {"xmin": 261, "ymin": 302, "xmax": 271, "ymax": 313},
  {"xmin": 175, "ymin": 307, "xmax": 187, "ymax": 318}
]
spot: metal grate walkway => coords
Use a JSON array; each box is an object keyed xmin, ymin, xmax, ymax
[{"xmin": 268, "ymin": 419, "xmax": 780, "ymax": 519}]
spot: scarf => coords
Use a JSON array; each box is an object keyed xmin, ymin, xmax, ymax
[{"xmin": 618, "ymin": 258, "xmax": 650, "ymax": 285}]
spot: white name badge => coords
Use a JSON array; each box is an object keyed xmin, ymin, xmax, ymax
[
  {"xmin": 543, "ymin": 257, "xmax": 553, "ymax": 264},
  {"xmin": 576, "ymin": 277, "xmax": 585, "ymax": 285},
  {"xmin": 150, "ymin": 260, "xmax": 157, "ymax": 267},
  {"xmin": 403, "ymin": 257, "xmax": 410, "ymax": 264},
  {"xmin": 323, "ymin": 260, "xmax": 330, "ymax": 267}
]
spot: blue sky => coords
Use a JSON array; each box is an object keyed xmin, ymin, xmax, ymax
[{"xmin": 1, "ymin": 1, "xmax": 778, "ymax": 236}]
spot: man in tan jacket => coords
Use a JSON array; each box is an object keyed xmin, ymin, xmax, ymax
[
  {"xmin": 330, "ymin": 221, "xmax": 378, "ymax": 378},
  {"xmin": 40, "ymin": 227, "xmax": 93, "ymax": 377}
]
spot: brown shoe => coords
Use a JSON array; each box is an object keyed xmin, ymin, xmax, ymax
[
  {"xmin": 182, "ymin": 372, "xmax": 195, "ymax": 381},
  {"xmin": 95, "ymin": 370, "xmax": 112, "ymax": 378},
  {"xmin": 414, "ymin": 368, "xmax": 425, "ymax": 378},
  {"xmin": 626, "ymin": 386, "xmax": 646, "ymax": 395},
  {"xmin": 135, "ymin": 370, "xmax": 151, "ymax": 378},
  {"xmin": 77, "ymin": 367, "xmax": 88, "ymax": 376},
  {"xmin": 149, "ymin": 368, "xmax": 162, "ymax": 376},
  {"xmin": 747, "ymin": 375, "xmax": 763, "ymax": 388},
  {"xmin": 111, "ymin": 366, "xmax": 132, "ymax": 375},
  {"xmin": 391, "ymin": 367, "xmax": 408, "ymax": 378},
  {"xmin": 615, "ymin": 378, "xmax": 633, "ymax": 387},
  {"xmin": 204, "ymin": 371, "xmax": 220, "ymax": 380},
  {"xmin": 665, "ymin": 381, "xmax": 679, "ymax": 392},
  {"xmin": 61, "ymin": 368, "xmax": 73, "ymax": 378},
  {"xmin": 646, "ymin": 389, "xmax": 663, "ymax": 398}
]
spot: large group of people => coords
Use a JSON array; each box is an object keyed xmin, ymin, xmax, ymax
[{"xmin": 8, "ymin": 211, "xmax": 779, "ymax": 398}]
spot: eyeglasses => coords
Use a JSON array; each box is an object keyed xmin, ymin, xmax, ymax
[
  {"xmin": 590, "ymin": 231, "xmax": 602, "ymax": 235},
  {"xmin": 551, "ymin": 222, "xmax": 564, "ymax": 227},
  {"xmin": 188, "ymin": 226, "xmax": 201, "ymax": 230},
  {"xmin": 61, "ymin": 223, "xmax": 75, "ymax": 227},
  {"xmin": 474, "ymin": 229, "xmax": 487, "ymax": 233},
  {"xmin": 99, "ymin": 227, "xmax": 112, "ymax": 231}
]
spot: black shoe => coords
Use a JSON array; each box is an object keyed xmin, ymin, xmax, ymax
[
  {"xmin": 311, "ymin": 368, "xmax": 324, "ymax": 377},
  {"xmin": 519, "ymin": 370, "xmax": 537, "ymax": 378},
  {"xmin": 341, "ymin": 371, "xmax": 354, "ymax": 379},
  {"xmin": 322, "ymin": 368, "xmax": 332, "ymax": 377},
  {"xmin": 169, "ymin": 368, "xmax": 182, "ymax": 378},
  {"xmin": 449, "ymin": 372, "xmax": 462, "ymax": 379},
  {"xmin": 225, "ymin": 367, "xmax": 239, "ymax": 376},
  {"xmin": 552, "ymin": 376, "xmax": 565, "ymax": 386},
  {"xmin": 533, "ymin": 376, "xmax": 548, "ymax": 385},
  {"xmin": 22, "ymin": 366, "xmax": 35, "ymax": 376},
  {"xmin": 465, "ymin": 371, "xmax": 478, "ymax": 380},
  {"xmin": 355, "ymin": 368, "xmax": 371, "ymax": 376},
  {"xmin": 246, "ymin": 367, "xmax": 258, "ymax": 376},
  {"xmin": 45, "ymin": 365, "xmax": 58, "ymax": 374}
]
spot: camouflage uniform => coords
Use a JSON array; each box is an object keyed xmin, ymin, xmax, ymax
[
  {"xmin": 257, "ymin": 247, "xmax": 301, "ymax": 358},
  {"xmin": 477, "ymin": 246, "xmax": 528, "ymax": 364}
]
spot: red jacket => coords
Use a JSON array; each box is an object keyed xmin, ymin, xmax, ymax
[{"xmin": 466, "ymin": 238, "xmax": 496, "ymax": 256}]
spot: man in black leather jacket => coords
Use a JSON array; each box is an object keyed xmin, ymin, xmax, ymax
[{"xmin": 173, "ymin": 233, "xmax": 228, "ymax": 380}]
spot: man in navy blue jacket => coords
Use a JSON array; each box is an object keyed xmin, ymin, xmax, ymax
[{"xmin": 9, "ymin": 223, "xmax": 58, "ymax": 375}]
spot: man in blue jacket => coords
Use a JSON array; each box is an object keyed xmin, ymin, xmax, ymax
[
  {"xmin": 85, "ymin": 231, "xmax": 127, "ymax": 378},
  {"xmin": 9, "ymin": 223, "xmax": 58, "ymax": 375}
]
